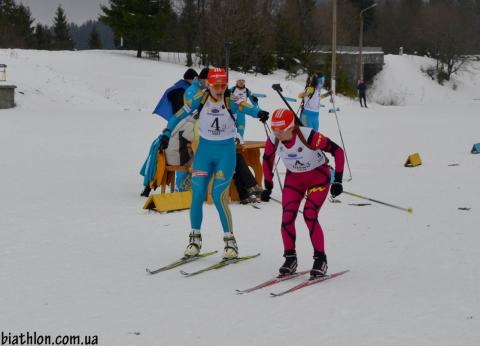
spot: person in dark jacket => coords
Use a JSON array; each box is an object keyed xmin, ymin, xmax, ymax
[
  {"xmin": 167, "ymin": 68, "xmax": 198, "ymax": 113},
  {"xmin": 357, "ymin": 80, "xmax": 367, "ymax": 108}
]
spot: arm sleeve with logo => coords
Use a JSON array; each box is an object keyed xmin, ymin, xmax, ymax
[{"xmin": 310, "ymin": 132, "xmax": 345, "ymax": 182}]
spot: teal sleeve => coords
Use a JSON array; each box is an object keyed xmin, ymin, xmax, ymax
[
  {"xmin": 163, "ymin": 94, "xmax": 201, "ymax": 137},
  {"xmin": 231, "ymin": 96, "xmax": 261, "ymax": 118}
]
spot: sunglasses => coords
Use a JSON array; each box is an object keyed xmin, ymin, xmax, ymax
[{"xmin": 209, "ymin": 83, "xmax": 227, "ymax": 91}]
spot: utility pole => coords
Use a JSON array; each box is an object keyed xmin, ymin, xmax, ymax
[
  {"xmin": 225, "ymin": 41, "xmax": 232, "ymax": 80},
  {"xmin": 358, "ymin": 3, "xmax": 377, "ymax": 81}
]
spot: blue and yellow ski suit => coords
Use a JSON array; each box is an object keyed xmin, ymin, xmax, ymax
[
  {"xmin": 162, "ymin": 88, "xmax": 262, "ymax": 234},
  {"xmin": 300, "ymin": 77, "xmax": 327, "ymax": 131}
]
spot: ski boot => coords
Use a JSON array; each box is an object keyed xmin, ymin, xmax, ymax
[
  {"xmin": 310, "ymin": 251, "xmax": 328, "ymax": 278},
  {"xmin": 248, "ymin": 185, "xmax": 263, "ymax": 199},
  {"xmin": 140, "ymin": 186, "xmax": 151, "ymax": 197},
  {"xmin": 240, "ymin": 194, "xmax": 258, "ymax": 205},
  {"xmin": 184, "ymin": 230, "xmax": 202, "ymax": 257},
  {"xmin": 279, "ymin": 250, "xmax": 298, "ymax": 276},
  {"xmin": 223, "ymin": 232, "xmax": 238, "ymax": 259}
]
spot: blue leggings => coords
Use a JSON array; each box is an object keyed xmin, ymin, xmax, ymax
[
  {"xmin": 236, "ymin": 112, "xmax": 246, "ymax": 138},
  {"xmin": 301, "ymin": 109, "xmax": 320, "ymax": 131},
  {"xmin": 190, "ymin": 137, "xmax": 236, "ymax": 233}
]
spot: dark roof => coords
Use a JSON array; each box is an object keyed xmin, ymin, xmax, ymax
[{"xmin": 314, "ymin": 46, "xmax": 384, "ymax": 55}]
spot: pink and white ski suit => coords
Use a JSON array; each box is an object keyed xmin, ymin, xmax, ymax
[{"xmin": 262, "ymin": 127, "xmax": 345, "ymax": 252}]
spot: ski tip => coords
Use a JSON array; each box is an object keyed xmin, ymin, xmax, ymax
[
  {"xmin": 235, "ymin": 290, "xmax": 246, "ymax": 295},
  {"xmin": 146, "ymin": 268, "xmax": 152, "ymax": 274},
  {"xmin": 269, "ymin": 292, "xmax": 279, "ymax": 298},
  {"xmin": 179, "ymin": 270, "xmax": 189, "ymax": 276},
  {"xmin": 336, "ymin": 269, "xmax": 350, "ymax": 275}
]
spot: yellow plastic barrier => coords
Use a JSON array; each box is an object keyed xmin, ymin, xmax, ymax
[
  {"xmin": 404, "ymin": 153, "xmax": 422, "ymax": 167},
  {"xmin": 143, "ymin": 191, "xmax": 192, "ymax": 212}
]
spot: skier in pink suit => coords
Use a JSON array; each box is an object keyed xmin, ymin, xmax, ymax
[{"xmin": 261, "ymin": 109, "xmax": 345, "ymax": 278}]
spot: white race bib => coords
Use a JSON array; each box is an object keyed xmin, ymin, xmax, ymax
[
  {"xmin": 274, "ymin": 127, "xmax": 327, "ymax": 173},
  {"xmin": 198, "ymin": 97, "xmax": 236, "ymax": 140}
]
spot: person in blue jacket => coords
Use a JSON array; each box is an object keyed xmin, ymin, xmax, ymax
[
  {"xmin": 158, "ymin": 68, "xmax": 269, "ymax": 259},
  {"xmin": 152, "ymin": 68, "xmax": 198, "ymax": 120}
]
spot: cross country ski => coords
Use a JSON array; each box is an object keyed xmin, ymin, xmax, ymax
[
  {"xmin": 179, "ymin": 253, "xmax": 261, "ymax": 277},
  {"xmin": 270, "ymin": 270, "xmax": 350, "ymax": 297},
  {"xmin": 146, "ymin": 251, "xmax": 218, "ymax": 275},
  {"xmin": 235, "ymin": 270, "xmax": 310, "ymax": 294}
]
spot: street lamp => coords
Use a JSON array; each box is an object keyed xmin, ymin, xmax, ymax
[
  {"xmin": 225, "ymin": 41, "xmax": 232, "ymax": 80},
  {"xmin": 331, "ymin": 0, "xmax": 337, "ymax": 94},
  {"xmin": 358, "ymin": 2, "xmax": 377, "ymax": 82}
]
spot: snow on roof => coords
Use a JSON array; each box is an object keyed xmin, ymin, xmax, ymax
[{"xmin": 314, "ymin": 46, "xmax": 384, "ymax": 54}]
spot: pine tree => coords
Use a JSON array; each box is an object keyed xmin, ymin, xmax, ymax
[
  {"xmin": 88, "ymin": 27, "xmax": 102, "ymax": 49},
  {"xmin": 100, "ymin": 0, "xmax": 173, "ymax": 58},
  {"xmin": 52, "ymin": 5, "xmax": 74, "ymax": 50},
  {"xmin": 34, "ymin": 24, "xmax": 53, "ymax": 50},
  {"xmin": 0, "ymin": 0, "xmax": 35, "ymax": 48}
]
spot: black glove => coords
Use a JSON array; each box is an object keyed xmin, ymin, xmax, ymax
[
  {"xmin": 257, "ymin": 110, "xmax": 269, "ymax": 123},
  {"xmin": 261, "ymin": 189, "xmax": 272, "ymax": 202},
  {"xmin": 251, "ymin": 96, "xmax": 259, "ymax": 104},
  {"xmin": 261, "ymin": 180, "xmax": 274, "ymax": 202},
  {"xmin": 330, "ymin": 171, "xmax": 343, "ymax": 197},
  {"xmin": 330, "ymin": 182, "xmax": 343, "ymax": 198},
  {"xmin": 158, "ymin": 135, "xmax": 170, "ymax": 151}
]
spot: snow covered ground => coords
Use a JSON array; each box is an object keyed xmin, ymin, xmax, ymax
[{"xmin": 1, "ymin": 49, "xmax": 479, "ymax": 346}]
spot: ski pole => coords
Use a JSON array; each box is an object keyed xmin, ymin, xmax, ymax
[
  {"xmin": 263, "ymin": 123, "xmax": 284, "ymax": 191},
  {"xmin": 329, "ymin": 93, "xmax": 353, "ymax": 182},
  {"xmin": 272, "ymin": 84, "xmax": 304, "ymax": 126},
  {"xmin": 263, "ymin": 123, "xmax": 306, "ymax": 214},
  {"xmin": 343, "ymin": 191, "xmax": 413, "ymax": 214}
]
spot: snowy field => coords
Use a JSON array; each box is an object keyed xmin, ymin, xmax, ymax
[{"xmin": 1, "ymin": 49, "xmax": 479, "ymax": 346}]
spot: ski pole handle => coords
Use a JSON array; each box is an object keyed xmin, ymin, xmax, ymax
[
  {"xmin": 343, "ymin": 191, "xmax": 413, "ymax": 214},
  {"xmin": 271, "ymin": 84, "xmax": 304, "ymax": 126}
]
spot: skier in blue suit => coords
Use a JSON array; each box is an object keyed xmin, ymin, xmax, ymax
[
  {"xmin": 229, "ymin": 78, "xmax": 258, "ymax": 141},
  {"xmin": 299, "ymin": 72, "xmax": 331, "ymax": 131},
  {"xmin": 158, "ymin": 68, "xmax": 269, "ymax": 259}
]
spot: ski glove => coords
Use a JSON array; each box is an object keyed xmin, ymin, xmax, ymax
[
  {"xmin": 261, "ymin": 189, "xmax": 272, "ymax": 202},
  {"xmin": 158, "ymin": 135, "xmax": 170, "ymax": 151},
  {"xmin": 257, "ymin": 110, "xmax": 269, "ymax": 123},
  {"xmin": 330, "ymin": 182, "xmax": 343, "ymax": 198},
  {"xmin": 261, "ymin": 180, "xmax": 274, "ymax": 202}
]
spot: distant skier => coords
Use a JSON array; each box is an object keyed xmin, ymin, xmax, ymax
[
  {"xmin": 298, "ymin": 72, "xmax": 331, "ymax": 131},
  {"xmin": 261, "ymin": 109, "xmax": 344, "ymax": 278},
  {"xmin": 229, "ymin": 78, "xmax": 262, "ymax": 204},
  {"xmin": 158, "ymin": 68, "xmax": 269, "ymax": 259},
  {"xmin": 229, "ymin": 78, "xmax": 258, "ymax": 140},
  {"xmin": 357, "ymin": 80, "xmax": 367, "ymax": 108}
]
